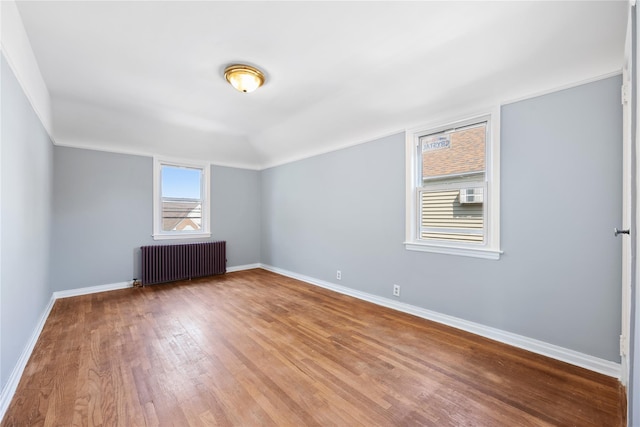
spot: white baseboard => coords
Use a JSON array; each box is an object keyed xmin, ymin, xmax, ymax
[
  {"xmin": 50, "ymin": 267, "xmax": 260, "ymax": 300},
  {"xmin": 0, "ymin": 267, "xmax": 254, "ymax": 421},
  {"xmin": 0, "ymin": 296, "xmax": 55, "ymax": 420},
  {"xmin": 53, "ymin": 281, "xmax": 132, "ymax": 299},
  {"xmin": 227, "ymin": 263, "xmax": 261, "ymax": 273},
  {"xmin": 1, "ymin": 280, "xmax": 135, "ymax": 422},
  {"xmin": 259, "ymin": 264, "xmax": 621, "ymax": 379},
  {"xmin": 0, "ymin": 267, "xmax": 622, "ymax": 424}
]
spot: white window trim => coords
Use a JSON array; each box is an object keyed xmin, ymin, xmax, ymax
[
  {"xmin": 404, "ymin": 109, "xmax": 502, "ymax": 260},
  {"xmin": 153, "ymin": 157, "xmax": 211, "ymax": 240}
]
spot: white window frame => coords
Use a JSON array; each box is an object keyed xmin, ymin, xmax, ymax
[
  {"xmin": 405, "ymin": 109, "xmax": 502, "ymax": 260},
  {"xmin": 153, "ymin": 157, "xmax": 211, "ymax": 240}
]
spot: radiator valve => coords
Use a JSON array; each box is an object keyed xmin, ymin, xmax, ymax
[{"xmin": 132, "ymin": 278, "xmax": 142, "ymax": 288}]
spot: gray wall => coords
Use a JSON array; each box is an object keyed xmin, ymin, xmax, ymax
[
  {"xmin": 51, "ymin": 148, "xmax": 152, "ymax": 291},
  {"xmin": 0, "ymin": 62, "xmax": 624, "ymax": 396},
  {"xmin": 261, "ymin": 75, "xmax": 623, "ymax": 362},
  {"xmin": 51, "ymin": 147, "xmax": 261, "ymax": 292},
  {"xmin": 211, "ymin": 165, "xmax": 261, "ymax": 268},
  {"xmin": 1, "ymin": 54, "xmax": 53, "ymax": 390}
]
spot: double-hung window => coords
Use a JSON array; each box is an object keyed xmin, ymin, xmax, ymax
[
  {"xmin": 153, "ymin": 158, "xmax": 211, "ymax": 240},
  {"xmin": 405, "ymin": 112, "xmax": 501, "ymax": 259}
]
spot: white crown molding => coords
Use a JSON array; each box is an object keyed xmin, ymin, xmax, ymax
[
  {"xmin": 257, "ymin": 128, "xmax": 404, "ymax": 171},
  {"xmin": 48, "ymin": 69, "xmax": 623, "ymax": 173},
  {"xmin": 259, "ymin": 264, "xmax": 621, "ymax": 379},
  {"xmin": 501, "ymin": 70, "xmax": 622, "ymax": 107},
  {"xmin": 0, "ymin": 0, "xmax": 623, "ymax": 174},
  {"xmin": 262, "ymin": 71, "xmax": 623, "ymax": 171},
  {"xmin": 53, "ymin": 141, "xmax": 262, "ymax": 171},
  {"xmin": 0, "ymin": 0, "xmax": 53, "ymax": 141}
]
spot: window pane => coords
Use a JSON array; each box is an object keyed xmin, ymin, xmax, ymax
[
  {"xmin": 161, "ymin": 166, "xmax": 202, "ymax": 199},
  {"xmin": 406, "ymin": 112, "xmax": 498, "ymax": 256},
  {"xmin": 161, "ymin": 165, "xmax": 202, "ymax": 232},
  {"xmin": 421, "ymin": 122, "xmax": 486, "ymax": 181},
  {"xmin": 162, "ymin": 200, "xmax": 202, "ymax": 231},
  {"xmin": 420, "ymin": 187, "xmax": 484, "ymax": 243}
]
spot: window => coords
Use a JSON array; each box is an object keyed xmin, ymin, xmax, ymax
[
  {"xmin": 405, "ymin": 112, "xmax": 501, "ymax": 259},
  {"xmin": 153, "ymin": 158, "xmax": 210, "ymax": 240}
]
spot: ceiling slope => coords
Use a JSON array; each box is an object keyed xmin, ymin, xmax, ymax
[{"xmin": 15, "ymin": 1, "xmax": 627, "ymax": 169}]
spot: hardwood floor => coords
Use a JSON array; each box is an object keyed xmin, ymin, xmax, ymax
[{"xmin": 2, "ymin": 269, "xmax": 625, "ymax": 426}]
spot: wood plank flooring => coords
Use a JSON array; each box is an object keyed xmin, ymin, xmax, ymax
[{"xmin": 2, "ymin": 269, "xmax": 625, "ymax": 426}]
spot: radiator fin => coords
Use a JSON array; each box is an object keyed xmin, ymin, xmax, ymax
[{"xmin": 140, "ymin": 241, "xmax": 226, "ymax": 285}]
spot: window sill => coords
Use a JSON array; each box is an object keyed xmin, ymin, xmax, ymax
[
  {"xmin": 153, "ymin": 232, "xmax": 211, "ymax": 241},
  {"xmin": 404, "ymin": 241, "xmax": 502, "ymax": 260}
]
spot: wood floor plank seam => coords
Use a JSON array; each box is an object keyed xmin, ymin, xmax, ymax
[{"xmin": 1, "ymin": 269, "xmax": 625, "ymax": 426}]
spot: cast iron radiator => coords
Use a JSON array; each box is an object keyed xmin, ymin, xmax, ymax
[{"xmin": 140, "ymin": 241, "xmax": 226, "ymax": 285}]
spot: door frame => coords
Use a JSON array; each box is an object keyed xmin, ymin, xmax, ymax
[{"xmin": 622, "ymin": 1, "xmax": 635, "ymax": 389}]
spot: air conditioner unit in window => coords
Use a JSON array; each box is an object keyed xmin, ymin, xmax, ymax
[{"xmin": 459, "ymin": 188, "xmax": 483, "ymax": 204}]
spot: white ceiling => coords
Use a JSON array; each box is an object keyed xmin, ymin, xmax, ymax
[{"xmin": 15, "ymin": 1, "xmax": 627, "ymax": 169}]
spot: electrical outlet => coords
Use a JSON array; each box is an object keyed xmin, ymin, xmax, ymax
[
  {"xmin": 393, "ymin": 284, "xmax": 400, "ymax": 297},
  {"xmin": 336, "ymin": 270, "xmax": 342, "ymax": 280}
]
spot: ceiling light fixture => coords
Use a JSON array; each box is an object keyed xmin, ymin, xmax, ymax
[{"xmin": 224, "ymin": 64, "xmax": 265, "ymax": 93}]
